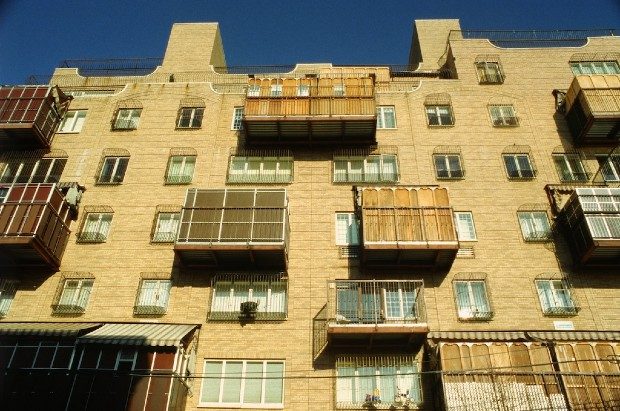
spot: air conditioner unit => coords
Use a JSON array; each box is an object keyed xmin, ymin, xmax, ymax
[{"xmin": 240, "ymin": 301, "xmax": 259, "ymax": 318}]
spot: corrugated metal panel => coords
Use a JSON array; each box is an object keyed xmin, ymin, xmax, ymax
[
  {"xmin": 0, "ymin": 322, "xmax": 101, "ymax": 337},
  {"xmin": 429, "ymin": 331, "xmax": 527, "ymax": 341},
  {"xmin": 528, "ymin": 330, "xmax": 620, "ymax": 341},
  {"xmin": 78, "ymin": 323, "xmax": 198, "ymax": 347}
]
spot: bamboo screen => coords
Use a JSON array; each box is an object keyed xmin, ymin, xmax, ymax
[{"xmin": 361, "ymin": 187, "xmax": 456, "ymax": 244}]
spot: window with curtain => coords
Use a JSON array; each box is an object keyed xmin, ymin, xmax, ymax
[
  {"xmin": 376, "ymin": 106, "xmax": 396, "ymax": 129},
  {"xmin": 426, "ymin": 105, "xmax": 454, "ymax": 126},
  {"xmin": 490, "ymin": 105, "xmax": 518, "ymax": 126},
  {"xmin": 113, "ymin": 108, "xmax": 141, "ymax": 130},
  {"xmin": 503, "ymin": 154, "xmax": 535, "ymax": 179},
  {"xmin": 134, "ymin": 279, "xmax": 171, "ymax": 315},
  {"xmin": 152, "ymin": 212, "xmax": 180, "ymax": 242},
  {"xmin": 199, "ymin": 360, "xmax": 284, "ymax": 407},
  {"xmin": 518, "ymin": 211, "xmax": 551, "ymax": 241},
  {"xmin": 553, "ymin": 154, "xmax": 588, "ymax": 182},
  {"xmin": 335, "ymin": 213, "xmax": 360, "ymax": 245},
  {"xmin": 454, "ymin": 280, "xmax": 492, "ymax": 320},
  {"xmin": 209, "ymin": 276, "xmax": 287, "ymax": 320},
  {"xmin": 536, "ymin": 279, "xmax": 577, "ymax": 316},
  {"xmin": 166, "ymin": 155, "xmax": 195, "ymax": 184},
  {"xmin": 98, "ymin": 156, "xmax": 129, "ymax": 184},
  {"xmin": 434, "ymin": 154, "xmax": 463, "ymax": 179},
  {"xmin": 227, "ymin": 156, "xmax": 293, "ymax": 184},
  {"xmin": 79, "ymin": 213, "xmax": 113, "ymax": 242},
  {"xmin": 333, "ymin": 154, "xmax": 398, "ymax": 183},
  {"xmin": 476, "ymin": 62, "xmax": 504, "ymax": 84},
  {"xmin": 596, "ymin": 155, "xmax": 620, "ymax": 182},
  {"xmin": 58, "ymin": 110, "xmax": 87, "ymax": 132},
  {"xmin": 54, "ymin": 279, "xmax": 93, "ymax": 313}
]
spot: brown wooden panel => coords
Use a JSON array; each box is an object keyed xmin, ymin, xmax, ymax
[
  {"xmin": 153, "ymin": 351, "xmax": 175, "ymax": 370},
  {"xmin": 7, "ymin": 204, "xmax": 28, "ymax": 233},
  {"xmin": 362, "ymin": 189, "xmax": 378, "ymax": 207},
  {"xmin": 471, "ymin": 344, "xmax": 491, "ymax": 370},
  {"xmin": 418, "ymin": 188, "xmax": 434, "ymax": 206},
  {"xmin": 489, "ymin": 342, "xmax": 511, "ymax": 369},
  {"xmin": 434, "ymin": 187, "xmax": 450, "ymax": 206},
  {"xmin": 98, "ymin": 349, "xmax": 117, "ymax": 369},
  {"xmin": 378, "ymin": 188, "xmax": 394, "ymax": 207},
  {"xmin": 423, "ymin": 208, "xmax": 439, "ymax": 240},
  {"xmin": 459, "ymin": 344, "xmax": 472, "ymax": 371},
  {"xmin": 126, "ymin": 376, "xmax": 150, "ymax": 411},
  {"xmin": 510, "ymin": 343, "xmax": 535, "ymax": 384},
  {"xmin": 440, "ymin": 343, "xmax": 463, "ymax": 371},
  {"xmin": 145, "ymin": 374, "xmax": 172, "ymax": 411},
  {"xmin": 0, "ymin": 204, "xmax": 16, "ymax": 232},
  {"xmin": 394, "ymin": 188, "xmax": 410, "ymax": 207}
]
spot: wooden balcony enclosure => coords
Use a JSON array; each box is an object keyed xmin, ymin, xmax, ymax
[
  {"xmin": 0, "ymin": 184, "xmax": 73, "ymax": 271},
  {"xmin": 0, "ymin": 86, "xmax": 71, "ymax": 149},
  {"xmin": 560, "ymin": 187, "xmax": 620, "ymax": 266},
  {"xmin": 564, "ymin": 75, "xmax": 620, "ymax": 145},
  {"xmin": 358, "ymin": 187, "xmax": 459, "ymax": 269},
  {"xmin": 243, "ymin": 77, "xmax": 377, "ymax": 145},
  {"xmin": 175, "ymin": 188, "xmax": 289, "ymax": 268}
]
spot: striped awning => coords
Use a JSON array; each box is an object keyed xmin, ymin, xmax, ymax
[
  {"xmin": 0, "ymin": 322, "xmax": 101, "ymax": 337},
  {"xmin": 78, "ymin": 323, "xmax": 198, "ymax": 347},
  {"xmin": 428, "ymin": 331, "xmax": 527, "ymax": 341},
  {"xmin": 527, "ymin": 330, "xmax": 620, "ymax": 342}
]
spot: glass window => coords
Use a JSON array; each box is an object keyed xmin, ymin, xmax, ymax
[
  {"xmin": 0, "ymin": 158, "xmax": 67, "ymax": 184},
  {"xmin": 376, "ymin": 106, "xmax": 396, "ymax": 129},
  {"xmin": 553, "ymin": 154, "xmax": 588, "ymax": 182},
  {"xmin": 297, "ymin": 84, "xmax": 310, "ymax": 96},
  {"xmin": 426, "ymin": 105, "xmax": 454, "ymax": 126},
  {"xmin": 210, "ymin": 276, "xmax": 287, "ymax": 321},
  {"xmin": 476, "ymin": 62, "xmax": 503, "ymax": 84},
  {"xmin": 453, "ymin": 280, "xmax": 492, "ymax": 320},
  {"xmin": 518, "ymin": 211, "xmax": 551, "ymax": 241},
  {"xmin": 113, "ymin": 108, "xmax": 141, "ymax": 130},
  {"xmin": 536, "ymin": 279, "xmax": 577, "ymax": 316},
  {"xmin": 335, "ymin": 213, "xmax": 360, "ymax": 245},
  {"xmin": 490, "ymin": 105, "xmax": 518, "ymax": 126},
  {"xmin": 434, "ymin": 154, "xmax": 463, "ymax": 179},
  {"xmin": 333, "ymin": 84, "xmax": 345, "ymax": 97},
  {"xmin": 134, "ymin": 279, "xmax": 171, "ymax": 315},
  {"xmin": 270, "ymin": 84, "xmax": 283, "ymax": 97},
  {"xmin": 58, "ymin": 110, "xmax": 87, "ymax": 133},
  {"xmin": 0, "ymin": 280, "xmax": 18, "ymax": 318},
  {"xmin": 570, "ymin": 61, "xmax": 620, "ymax": 75},
  {"xmin": 98, "ymin": 156, "xmax": 129, "ymax": 184},
  {"xmin": 596, "ymin": 155, "xmax": 620, "ymax": 182},
  {"xmin": 176, "ymin": 107, "xmax": 204, "ymax": 128},
  {"xmin": 54, "ymin": 279, "xmax": 93, "ymax": 314},
  {"xmin": 503, "ymin": 154, "xmax": 535, "ymax": 179},
  {"xmin": 79, "ymin": 213, "xmax": 113, "ymax": 243},
  {"xmin": 227, "ymin": 156, "xmax": 293, "ymax": 184},
  {"xmin": 0, "ymin": 187, "xmax": 9, "ymax": 203},
  {"xmin": 166, "ymin": 155, "xmax": 195, "ymax": 184},
  {"xmin": 231, "ymin": 107, "xmax": 244, "ymax": 130},
  {"xmin": 152, "ymin": 212, "xmax": 180, "ymax": 242},
  {"xmin": 454, "ymin": 212, "xmax": 477, "ymax": 241},
  {"xmin": 333, "ymin": 154, "xmax": 398, "ymax": 183},
  {"xmin": 199, "ymin": 360, "xmax": 284, "ymax": 407}
]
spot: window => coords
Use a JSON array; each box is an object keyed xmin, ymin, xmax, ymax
[
  {"xmin": 53, "ymin": 278, "xmax": 93, "ymax": 314},
  {"xmin": 134, "ymin": 279, "xmax": 171, "ymax": 315},
  {"xmin": 518, "ymin": 211, "xmax": 551, "ymax": 241},
  {"xmin": 0, "ymin": 280, "xmax": 17, "ymax": 317},
  {"xmin": 596, "ymin": 155, "xmax": 620, "ymax": 182},
  {"xmin": 376, "ymin": 106, "xmax": 396, "ymax": 129},
  {"xmin": 426, "ymin": 105, "xmax": 454, "ymax": 126},
  {"xmin": 333, "ymin": 154, "xmax": 398, "ymax": 183},
  {"xmin": 247, "ymin": 85, "xmax": 260, "ymax": 97},
  {"xmin": 176, "ymin": 107, "xmax": 204, "ymax": 128},
  {"xmin": 335, "ymin": 213, "xmax": 360, "ymax": 245},
  {"xmin": 166, "ymin": 155, "xmax": 195, "ymax": 184},
  {"xmin": 0, "ymin": 187, "xmax": 8, "ymax": 203},
  {"xmin": 476, "ymin": 62, "xmax": 504, "ymax": 84},
  {"xmin": 333, "ymin": 83, "xmax": 345, "ymax": 97},
  {"xmin": 297, "ymin": 84, "xmax": 309, "ymax": 96},
  {"xmin": 553, "ymin": 154, "xmax": 588, "ymax": 182},
  {"xmin": 0, "ymin": 157, "xmax": 67, "ymax": 184},
  {"xmin": 98, "ymin": 156, "xmax": 129, "ymax": 184},
  {"xmin": 336, "ymin": 356, "xmax": 421, "ymax": 408},
  {"xmin": 58, "ymin": 110, "xmax": 87, "ymax": 133},
  {"xmin": 489, "ymin": 105, "xmax": 518, "ymax": 126},
  {"xmin": 434, "ymin": 154, "xmax": 463, "ymax": 179},
  {"xmin": 231, "ymin": 107, "xmax": 244, "ymax": 130},
  {"xmin": 199, "ymin": 360, "xmax": 284, "ymax": 407},
  {"xmin": 503, "ymin": 154, "xmax": 535, "ymax": 179},
  {"xmin": 570, "ymin": 61, "xmax": 620, "ymax": 75},
  {"xmin": 536, "ymin": 279, "xmax": 577, "ymax": 316},
  {"xmin": 270, "ymin": 84, "xmax": 283, "ymax": 97},
  {"xmin": 454, "ymin": 280, "xmax": 492, "ymax": 320},
  {"xmin": 78, "ymin": 213, "xmax": 112, "ymax": 243},
  {"xmin": 454, "ymin": 212, "xmax": 477, "ymax": 241},
  {"xmin": 113, "ymin": 108, "xmax": 141, "ymax": 130},
  {"xmin": 210, "ymin": 275, "xmax": 287, "ymax": 321},
  {"xmin": 228, "ymin": 156, "xmax": 293, "ymax": 184},
  {"xmin": 152, "ymin": 212, "xmax": 180, "ymax": 242}
]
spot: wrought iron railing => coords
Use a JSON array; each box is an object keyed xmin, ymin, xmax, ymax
[{"xmin": 451, "ymin": 29, "xmax": 618, "ymax": 48}]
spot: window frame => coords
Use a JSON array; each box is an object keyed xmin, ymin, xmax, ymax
[
  {"xmin": 553, "ymin": 153, "xmax": 589, "ymax": 183},
  {"xmin": 0, "ymin": 187, "xmax": 9, "ymax": 203},
  {"xmin": 596, "ymin": 154, "xmax": 620, "ymax": 182},
  {"xmin": 426, "ymin": 105, "xmax": 454, "ymax": 126},
  {"xmin": 0, "ymin": 157, "xmax": 67, "ymax": 184},
  {"xmin": 165, "ymin": 155, "xmax": 196, "ymax": 184},
  {"xmin": 198, "ymin": 359, "xmax": 285, "ymax": 408},
  {"xmin": 231, "ymin": 107, "xmax": 244, "ymax": 130},
  {"xmin": 453, "ymin": 279, "xmax": 492, "ymax": 321},
  {"xmin": 227, "ymin": 156, "xmax": 294, "ymax": 184},
  {"xmin": 78, "ymin": 212, "xmax": 113, "ymax": 243},
  {"xmin": 134, "ymin": 279, "xmax": 172, "ymax": 315},
  {"xmin": 454, "ymin": 211, "xmax": 477, "ymax": 241},
  {"xmin": 97, "ymin": 156, "xmax": 129, "ymax": 185},
  {"xmin": 58, "ymin": 110, "xmax": 87, "ymax": 133},
  {"xmin": 335, "ymin": 212, "xmax": 360, "ymax": 246},
  {"xmin": 517, "ymin": 211, "xmax": 552, "ymax": 242},
  {"xmin": 535, "ymin": 279, "xmax": 578, "ymax": 316},
  {"xmin": 433, "ymin": 154, "xmax": 464, "ymax": 180},
  {"xmin": 0, "ymin": 279, "xmax": 18, "ymax": 318},
  {"xmin": 152, "ymin": 212, "xmax": 180, "ymax": 243},
  {"xmin": 53, "ymin": 278, "xmax": 94, "ymax": 314},
  {"xmin": 476, "ymin": 61, "xmax": 504, "ymax": 84},
  {"xmin": 570, "ymin": 61, "xmax": 620, "ymax": 75},
  {"xmin": 489, "ymin": 105, "xmax": 518, "ymax": 127},
  {"xmin": 376, "ymin": 106, "xmax": 396, "ymax": 129},
  {"xmin": 176, "ymin": 107, "xmax": 204, "ymax": 129},
  {"xmin": 112, "ymin": 108, "xmax": 142, "ymax": 130},
  {"xmin": 333, "ymin": 154, "xmax": 399, "ymax": 184},
  {"xmin": 503, "ymin": 154, "xmax": 535, "ymax": 180}
]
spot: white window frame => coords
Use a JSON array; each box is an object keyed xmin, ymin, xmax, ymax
[
  {"xmin": 58, "ymin": 110, "xmax": 87, "ymax": 133},
  {"xmin": 426, "ymin": 105, "xmax": 454, "ymax": 126},
  {"xmin": 335, "ymin": 213, "xmax": 360, "ymax": 246},
  {"xmin": 0, "ymin": 157, "xmax": 67, "ymax": 184},
  {"xmin": 247, "ymin": 85, "xmax": 261, "ymax": 97},
  {"xmin": 503, "ymin": 154, "xmax": 535, "ymax": 179},
  {"xmin": 228, "ymin": 156, "xmax": 293, "ymax": 184},
  {"xmin": 0, "ymin": 279, "xmax": 18, "ymax": 317},
  {"xmin": 570, "ymin": 61, "xmax": 620, "ymax": 75},
  {"xmin": 135, "ymin": 279, "xmax": 172, "ymax": 314},
  {"xmin": 476, "ymin": 61, "xmax": 504, "ymax": 84},
  {"xmin": 270, "ymin": 84, "xmax": 283, "ymax": 97},
  {"xmin": 113, "ymin": 108, "xmax": 141, "ymax": 130},
  {"xmin": 210, "ymin": 278, "xmax": 287, "ymax": 319},
  {"xmin": 166, "ymin": 155, "xmax": 195, "ymax": 184},
  {"xmin": 553, "ymin": 153, "xmax": 588, "ymax": 182},
  {"xmin": 176, "ymin": 107, "xmax": 204, "ymax": 129},
  {"xmin": 596, "ymin": 154, "xmax": 620, "ymax": 182},
  {"xmin": 98, "ymin": 156, "xmax": 129, "ymax": 184},
  {"xmin": 453, "ymin": 280, "xmax": 492, "ymax": 320},
  {"xmin": 535, "ymin": 279, "xmax": 577, "ymax": 316},
  {"xmin": 333, "ymin": 154, "xmax": 398, "ymax": 183},
  {"xmin": 376, "ymin": 106, "xmax": 396, "ymax": 129},
  {"xmin": 489, "ymin": 105, "xmax": 518, "ymax": 126},
  {"xmin": 79, "ymin": 213, "xmax": 113, "ymax": 242},
  {"xmin": 199, "ymin": 359, "xmax": 285, "ymax": 408},
  {"xmin": 333, "ymin": 83, "xmax": 346, "ymax": 97},
  {"xmin": 433, "ymin": 154, "xmax": 463, "ymax": 179},
  {"xmin": 454, "ymin": 212, "xmax": 477, "ymax": 241},
  {"xmin": 518, "ymin": 211, "xmax": 551, "ymax": 242},
  {"xmin": 153, "ymin": 212, "xmax": 180, "ymax": 242},
  {"xmin": 55, "ymin": 279, "xmax": 93, "ymax": 313},
  {"xmin": 232, "ymin": 107, "xmax": 244, "ymax": 130},
  {"xmin": 0, "ymin": 187, "xmax": 9, "ymax": 203},
  {"xmin": 114, "ymin": 349, "xmax": 138, "ymax": 370},
  {"xmin": 297, "ymin": 84, "xmax": 310, "ymax": 96}
]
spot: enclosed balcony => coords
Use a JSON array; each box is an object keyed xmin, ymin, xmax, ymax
[
  {"xmin": 243, "ymin": 77, "xmax": 377, "ymax": 145},
  {"xmin": 313, "ymin": 280, "xmax": 427, "ymax": 358},
  {"xmin": 357, "ymin": 187, "xmax": 459, "ymax": 269},
  {"xmin": 175, "ymin": 188, "xmax": 289, "ymax": 268},
  {"xmin": 564, "ymin": 75, "xmax": 620, "ymax": 145},
  {"xmin": 0, "ymin": 86, "xmax": 71, "ymax": 149},
  {"xmin": 0, "ymin": 183, "xmax": 73, "ymax": 270},
  {"xmin": 560, "ymin": 187, "xmax": 620, "ymax": 266}
]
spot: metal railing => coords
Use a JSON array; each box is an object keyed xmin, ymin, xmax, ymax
[
  {"xmin": 60, "ymin": 58, "xmax": 164, "ymax": 76},
  {"xmin": 362, "ymin": 206, "xmax": 457, "ymax": 243},
  {"xmin": 244, "ymin": 96, "xmax": 376, "ymax": 117},
  {"xmin": 451, "ymin": 29, "xmax": 618, "ymax": 48}
]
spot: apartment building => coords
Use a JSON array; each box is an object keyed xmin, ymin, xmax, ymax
[{"xmin": 0, "ymin": 19, "xmax": 619, "ymax": 410}]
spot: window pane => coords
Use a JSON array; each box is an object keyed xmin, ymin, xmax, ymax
[
  {"xmin": 243, "ymin": 362, "xmax": 263, "ymax": 403},
  {"xmin": 336, "ymin": 365, "xmax": 355, "ymax": 403},
  {"xmin": 201, "ymin": 361, "xmax": 222, "ymax": 402},
  {"xmin": 517, "ymin": 156, "xmax": 533, "ymax": 177},
  {"xmin": 471, "ymin": 282, "xmax": 489, "ymax": 312},
  {"xmin": 504, "ymin": 156, "xmax": 519, "ymax": 178},
  {"xmin": 435, "ymin": 156, "xmax": 449, "ymax": 178},
  {"xmin": 264, "ymin": 362, "xmax": 284, "ymax": 403},
  {"xmin": 448, "ymin": 155, "xmax": 462, "ymax": 177},
  {"xmin": 222, "ymin": 361, "xmax": 242, "ymax": 403}
]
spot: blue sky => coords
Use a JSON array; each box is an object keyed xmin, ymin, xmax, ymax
[{"xmin": 0, "ymin": 0, "xmax": 618, "ymax": 84}]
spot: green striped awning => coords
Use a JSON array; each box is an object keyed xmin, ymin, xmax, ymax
[
  {"xmin": 78, "ymin": 323, "xmax": 198, "ymax": 347},
  {"xmin": 0, "ymin": 322, "xmax": 101, "ymax": 337}
]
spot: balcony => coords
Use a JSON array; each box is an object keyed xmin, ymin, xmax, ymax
[
  {"xmin": 243, "ymin": 77, "xmax": 376, "ymax": 146},
  {"xmin": 313, "ymin": 280, "xmax": 427, "ymax": 358},
  {"xmin": 564, "ymin": 75, "xmax": 620, "ymax": 145},
  {"xmin": 0, "ymin": 86, "xmax": 71, "ymax": 149},
  {"xmin": 175, "ymin": 188, "xmax": 289, "ymax": 268},
  {"xmin": 560, "ymin": 187, "xmax": 620, "ymax": 266},
  {"xmin": 357, "ymin": 187, "xmax": 459, "ymax": 269},
  {"xmin": 0, "ymin": 184, "xmax": 72, "ymax": 271}
]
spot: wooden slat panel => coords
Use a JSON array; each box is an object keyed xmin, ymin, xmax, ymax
[
  {"xmin": 418, "ymin": 188, "xmax": 434, "ymax": 206},
  {"xmin": 434, "ymin": 187, "xmax": 450, "ymax": 206},
  {"xmin": 441, "ymin": 343, "xmax": 463, "ymax": 371}
]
